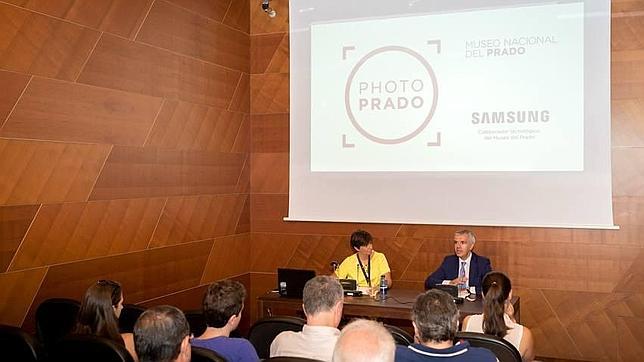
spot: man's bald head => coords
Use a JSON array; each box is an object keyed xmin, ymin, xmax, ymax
[{"xmin": 332, "ymin": 319, "xmax": 395, "ymax": 362}]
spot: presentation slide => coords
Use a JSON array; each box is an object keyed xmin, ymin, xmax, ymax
[{"xmin": 310, "ymin": 3, "xmax": 584, "ymax": 172}]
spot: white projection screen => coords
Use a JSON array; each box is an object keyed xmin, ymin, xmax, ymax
[{"xmin": 287, "ymin": 0, "xmax": 616, "ymax": 229}]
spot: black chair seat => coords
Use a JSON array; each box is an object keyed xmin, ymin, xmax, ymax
[
  {"xmin": 191, "ymin": 345, "xmax": 227, "ymax": 362},
  {"xmin": 118, "ymin": 304, "xmax": 146, "ymax": 333},
  {"xmin": 184, "ymin": 310, "xmax": 208, "ymax": 338},
  {"xmin": 248, "ymin": 316, "xmax": 306, "ymax": 359},
  {"xmin": 0, "ymin": 324, "xmax": 41, "ymax": 362},
  {"xmin": 49, "ymin": 334, "xmax": 134, "ymax": 362},
  {"xmin": 35, "ymin": 298, "xmax": 80, "ymax": 352},
  {"xmin": 384, "ymin": 324, "xmax": 414, "ymax": 346},
  {"xmin": 455, "ymin": 331, "xmax": 521, "ymax": 362}
]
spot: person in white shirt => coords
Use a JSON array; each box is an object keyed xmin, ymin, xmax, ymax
[
  {"xmin": 462, "ymin": 271, "xmax": 535, "ymax": 362},
  {"xmin": 270, "ymin": 276, "xmax": 344, "ymax": 361}
]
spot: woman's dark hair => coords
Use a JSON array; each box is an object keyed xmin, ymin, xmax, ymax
[
  {"xmin": 73, "ymin": 279, "xmax": 123, "ymax": 344},
  {"xmin": 350, "ymin": 229, "xmax": 373, "ymax": 250},
  {"xmin": 481, "ymin": 271, "xmax": 512, "ymax": 338}
]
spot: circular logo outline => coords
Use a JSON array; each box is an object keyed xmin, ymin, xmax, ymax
[{"xmin": 344, "ymin": 46, "xmax": 438, "ymax": 144}]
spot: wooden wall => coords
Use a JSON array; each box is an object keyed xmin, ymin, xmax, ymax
[
  {"xmin": 0, "ymin": 0, "xmax": 251, "ymax": 332},
  {"xmin": 248, "ymin": 1, "xmax": 644, "ymax": 361}
]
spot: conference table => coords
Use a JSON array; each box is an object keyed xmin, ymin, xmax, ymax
[{"xmin": 257, "ymin": 288, "xmax": 520, "ymax": 324}]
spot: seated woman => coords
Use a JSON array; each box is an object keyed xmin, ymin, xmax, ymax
[
  {"xmin": 73, "ymin": 279, "xmax": 137, "ymax": 361},
  {"xmin": 334, "ymin": 229, "xmax": 392, "ymax": 293},
  {"xmin": 462, "ymin": 271, "xmax": 535, "ymax": 362},
  {"xmin": 192, "ymin": 280, "xmax": 259, "ymax": 362}
]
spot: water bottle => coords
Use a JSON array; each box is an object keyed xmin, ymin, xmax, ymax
[{"xmin": 379, "ymin": 275, "xmax": 387, "ymax": 301}]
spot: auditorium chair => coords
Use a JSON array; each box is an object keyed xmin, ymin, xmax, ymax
[
  {"xmin": 118, "ymin": 304, "xmax": 146, "ymax": 333},
  {"xmin": 455, "ymin": 331, "xmax": 521, "ymax": 362},
  {"xmin": 384, "ymin": 324, "xmax": 414, "ymax": 346},
  {"xmin": 35, "ymin": 298, "xmax": 81, "ymax": 352},
  {"xmin": 49, "ymin": 334, "xmax": 134, "ymax": 362},
  {"xmin": 0, "ymin": 324, "xmax": 41, "ymax": 362},
  {"xmin": 184, "ymin": 309, "xmax": 208, "ymax": 337},
  {"xmin": 247, "ymin": 315, "xmax": 306, "ymax": 359},
  {"xmin": 191, "ymin": 345, "xmax": 227, "ymax": 362}
]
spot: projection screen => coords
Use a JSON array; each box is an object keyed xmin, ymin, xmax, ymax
[{"xmin": 287, "ymin": 0, "xmax": 616, "ymax": 229}]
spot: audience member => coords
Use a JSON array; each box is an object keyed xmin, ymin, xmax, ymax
[
  {"xmin": 335, "ymin": 229, "xmax": 393, "ymax": 291},
  {"xmin": 463, "ymin": 271, "xmax": 535, "ymax": 361},
  {"xmin": 332, "ymin": 319, "xmax": 395, "ymax": 362},
  {"xmin": 270, "ymin": 276, "xmax": 344, "ymax": 361},
  {"xmin": 73, "ymin": 279, "xmax": 137, "ymax": 360},
  {"xmin": 191, "ymin": 280, "xmax": 259, "ymax": 362},
  {"xmin": 424, "ymin": 229, "xmax": 491, "ymax": 293},
  {"xmin": 395, "ymin": 289, "xmax": 496, "ymax": 362},
  {"xmin": 134, "ymin": 305, "xmax": 191, "ymax": 362}
]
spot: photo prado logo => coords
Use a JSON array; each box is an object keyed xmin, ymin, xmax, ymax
[{"xmin": 344, "ymin": 46, "xmax": 438, "ymax": 144}]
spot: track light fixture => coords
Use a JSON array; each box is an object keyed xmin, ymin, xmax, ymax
[{"xmin": 262, "ymin": 0, "xmax": 276, "ymax": 18}]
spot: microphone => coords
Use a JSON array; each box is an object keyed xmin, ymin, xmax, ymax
[{"xmin": 330, "ymin": 261, "xmax": 339, "ymax": 272}]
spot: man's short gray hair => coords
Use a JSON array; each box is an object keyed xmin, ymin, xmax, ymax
[
  {"xmin": 455, "ymin": 229, "xmax": 476, "ymax": 244},
  {"xmin": 332, "ymin": 319, "xmax": 395, "ymax": 362},
  {"xmin": 303, "ymin": 276, "xmax": 343, "ymax": 316}
]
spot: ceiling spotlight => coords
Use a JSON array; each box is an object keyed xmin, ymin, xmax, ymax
[{"xmin": 262, "ymin": 0, "xmax": 276, "ymax": 18}]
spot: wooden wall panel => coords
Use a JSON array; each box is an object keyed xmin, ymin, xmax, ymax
[
  {"xmin": 613, "ymin": 148, "xmax": 644, "ymax": 196},
  {"xmin": 163, "ymin": 0, "xmax": 231, "ymax": 23},
  {"xmin": 250, "ymin": 73, "xmax": 289, "ymax": 113},
  {"xmin": 250, "ymin": 153, "xmax": 288, "ymax": 193},
  {"xmin": 251, "ymin": 34, "xmax": 284, "ymax": 74},
  {"xmin": 0, "ymin": 70, "xmax": 29, "ymax": 126},
  {"xmin": 9, "ymin": 198, "xmax": 166, "ymax": 270},
  {"xmin": 0, "ymin": 3, "xmax": 100, "ymax": 80},
  {"xmin": 617, "ymin": 316, "xmax": 644, "ymax": 361},
  {"xmin": 145, "ymin": 100, "xmax": 245, "ymax": 152},
  {"xmin": 201, "ymin": 233, "xmax": 250, "ymax": 283},
  {"xmin": 612, "ymin": 99, "xmax": 644, "ymax": 147},
  {"xmin": 0, "ymin": 204, "xmax": 38, "ymax": 272},
  {"xmin": 137, "ymin": 1, "xmax": 249, "ymax": 72},
  {"xmin": 1, "ymin": 77, "xmax": 162, "ymax": 145},
  {"xmin": 89, "ymin": 146, "xmax": 246, "ymax": 200},
  {"xmin": 78, "ymin": 34, "xmax": 241, "ymax": 108},
  {"xmin": 26, "ymin": 240, "xmax": 214, "ymax": 320},
  {"xmin": 150, "ymin": 194, "xmax": 247, "ymax": 247},
  {"xmin": 1, "ymin": 0, "xmax": 250, "ymax": 335},
  {"xmin": 0, "ymin": 268, "xmax": 46, "ymax": 326},
  {"xmin": 3, "ymin": 0, "xmax": 153, "ymax": 38},
  {"xmin": 229, "ymin": 73, "xmax": 250, "ymax": 113},
  {"xmin": 0, "ymin": 139, "xmax": 111, "ymax": 205},
  {"xmin": 251, "ymin": 113, "xmax": 289, "ymax": 153}
]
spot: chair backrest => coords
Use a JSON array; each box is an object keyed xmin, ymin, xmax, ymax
[
  {"xmin": 384, "ymin": 324, "xmax": 414, "ymax": 346},
  {"xmin": 118, "ymin": 304, "xmax": 146, "ymax": 333},
  {"xmin": 35, "ymin": 298, "xmax": 81, "ymax": 350},
  {"xmin": 191, "ymin": 345, "xmax": 227, "ymax": 362},
  {"xmin": 49, "ymin": 334, "xmax": 134, "ymax": 362},
  {"xmin": 0, "ymin": 324, "xmax": 41, "ymax": 362},
  {"xmin": 248, "ymin": 316, "xmax": 306, "ymax": 359},
  {"xmin": 264, "ymin": 357, "xmax": 324, "ymax": 362},
  {"xmin": 455, "ymin": 331, "xmax": 522, "ymax": 362},
  {"xmin": 184, "ymin": 310, "xmax": 208, "ymax": 338}
]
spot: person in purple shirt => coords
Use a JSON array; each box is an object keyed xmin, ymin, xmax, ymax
[{"xmin": 191, "ymin": 280, "xmax": 259, "ymax": 362}]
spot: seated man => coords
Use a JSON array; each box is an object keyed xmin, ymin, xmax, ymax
[
  {"xmin": 395, "ymin": 290, "xmax": 496, "ymax": 362},
  {"xmin": 270, "ymin": 275, "xmax": 344, "ymax": 361},
  {"xmin": 192, "ymin": 280, "xmax": 259, "ymax": 362},
  {"xmin": 133, "ymin": 305, "xmax": 191, "ymax": 362},
  {"xmin": 424, "ymin": 229, "xmax": 492, "ymax": 294},
  {"xmin": 333, "ymin": 319, "xmax": 395, "ymax": 362}
]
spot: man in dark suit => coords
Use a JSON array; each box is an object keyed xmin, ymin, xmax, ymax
[{"xmin": 424, "ymin": 230, "xmax": 491, "ymax": 294}]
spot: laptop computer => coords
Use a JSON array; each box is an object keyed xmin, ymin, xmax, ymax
[
  {"xmin": 277, "ymin": 268, "xmax": 316, "ymax": 298},
  {"xmin": 339, "ymin": 279, "xmax": 363, "ymax": 297}
]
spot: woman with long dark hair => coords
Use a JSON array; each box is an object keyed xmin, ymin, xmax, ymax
[
  {"xmin": 73, "ymin": 280, "xmax": 137, "ymax": 361},
  {"xmin": 462, "ymin": 271, "xmax": 535, "ymax": 361}
]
